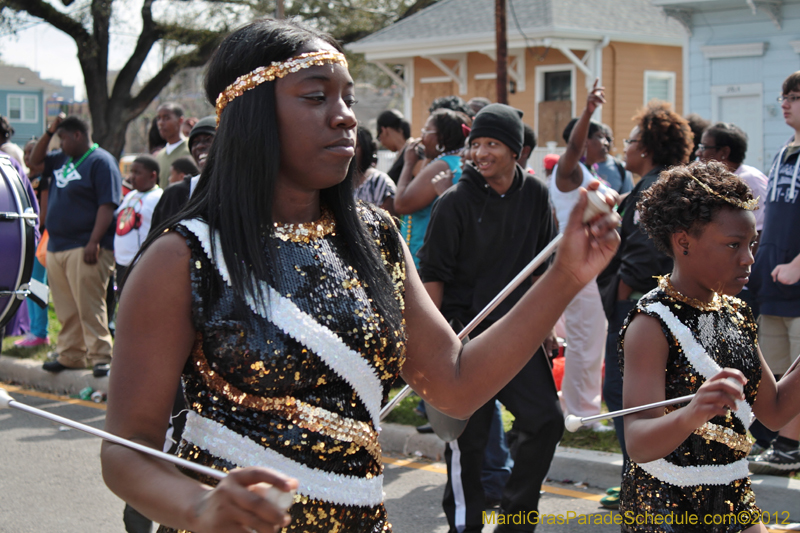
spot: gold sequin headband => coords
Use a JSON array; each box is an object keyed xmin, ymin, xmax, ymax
[
  {"xmin": 215, "ymin": 50, "xmax": 348, "ymax": 123},
  {"xmin": 689, "ymin": 175, "xmax": 759, "ymax": 210}
]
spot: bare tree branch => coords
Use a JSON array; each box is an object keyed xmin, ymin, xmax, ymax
[
  {"xmin": 109, "ymin": 0, "xmax": 160, "ymax": 103},
  {"xmin": 1, "ymin": 0, "xmax": 91, "ymax": 42},
  {"xmin": 124, "ymin": 34, "xmax": 223, "ymax": 120}
]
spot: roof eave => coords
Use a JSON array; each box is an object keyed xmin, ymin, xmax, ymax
[{"xmin": 347, "ymin": 28, "xmax": 684, "ymax": 61}]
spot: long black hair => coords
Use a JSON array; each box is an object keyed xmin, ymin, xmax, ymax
[
  {"xmin": 356, "ymin": 127, "xmax": 378, "ymax": 174},
  {"xmin": 139, "ymin": 18, "xmax": 402, "ymax": 329}
]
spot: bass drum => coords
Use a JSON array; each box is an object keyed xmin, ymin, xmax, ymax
[{"xmin": 0, "ymin": 155, "xmax": 36, "ymax": 329}]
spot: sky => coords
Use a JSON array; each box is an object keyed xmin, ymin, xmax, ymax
[
  {"xmin": 0, "ymin": 3, "xmax": 169, "ymax": 102},
  {"xmin": 2, "ymin": 24, "xmax": 88, "ymax": 100}
]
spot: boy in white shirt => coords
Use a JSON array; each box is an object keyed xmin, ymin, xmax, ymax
[{"xmin": 114, "ymin": 155, "xmax": 163, "ymax": 297}]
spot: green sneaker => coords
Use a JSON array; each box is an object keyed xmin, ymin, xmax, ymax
[
  {"xmin": 606, "ymin": 486, "xmax": 621, "ymax": 495},
  {"xmin": 600, "ymin": 492, "xmax": 619, "ymax": 509}
]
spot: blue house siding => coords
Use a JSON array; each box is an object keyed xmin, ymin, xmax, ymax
[
  {"xmin": 0, "ymin": 87, "xmax": 45, "ymax": 148},
  {"xmin": 681, "ymin": 1, "xmax": 800, "ymax": 172}
]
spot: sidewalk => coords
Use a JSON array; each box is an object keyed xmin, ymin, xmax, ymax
[{"xmin": 2, "ymin": 354, "xmax": 798, "ymax": 518}]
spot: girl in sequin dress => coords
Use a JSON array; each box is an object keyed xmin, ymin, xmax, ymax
[
  {"xmin": 100, "ymin": 19, "xmax": 621, "ymax": 533},
  {"xmin": 619, "ymin": 162, "xmax": 800, "ymax": 532}
]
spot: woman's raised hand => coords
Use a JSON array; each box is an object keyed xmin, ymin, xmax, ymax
[
  {"xmin": 191, "ymin": 468, "xmax": 298, "ymax": 533},
  {"xmin": 586, "ymin": 78, "xmax": 605, "ymax": 115},
  {"xmin": 553, "ymin": 182, "xmax": 620, "ymax": 287}
]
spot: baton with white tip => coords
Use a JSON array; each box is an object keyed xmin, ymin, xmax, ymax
[
  {"xmin": 563, "ymin": 377, "xmax": 745, "ymax": 432},
  {"xmin": 0, "ymin": 388, "xmax": 295, "ymax": 510},
  {"xmin": 563, "ymin": 394, "xmax": 696, "ymax": 432}
]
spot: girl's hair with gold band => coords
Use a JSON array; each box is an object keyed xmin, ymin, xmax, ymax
[
  {"xmin": 139, "ymin": 18, "xmax": 403, "ymax": 332},
  {"xmin": 637, "ymin": 161, "xmax": 757, "ymax": 257},
  {"xmin": 215, "ymin": 50, "xmax": 348, "ymax": 122}
]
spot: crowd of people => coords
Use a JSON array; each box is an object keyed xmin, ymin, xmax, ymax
[{"xmin": 2, "ymin": 15, "xmax": 800, "ymax": 533}]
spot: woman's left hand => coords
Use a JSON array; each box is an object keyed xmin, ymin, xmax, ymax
[
  {"xmin": 772, "ymin": 261, "xmax": 800, "ymax": 285},
  {"xmin": 553, "ymin": 183, "xmax": 620, "ymax": 286},
  {"xmin": 431, "ymin": 169, "xmax": 454, "ymax": 195}
]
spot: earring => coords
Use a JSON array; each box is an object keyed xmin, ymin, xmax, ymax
[
  {"xmin": 683, "ymin": 250, "xmax": 688, "ymax": 256},
  {"xmin": 436, "ymin": 143, "xmax": 445, "ymax": 152},
  {"xmin": 641, "ymin": 153, "xmax": 646, "ymax": 158}
]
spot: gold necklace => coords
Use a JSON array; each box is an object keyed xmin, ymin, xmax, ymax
[
  {"xmin": 272, "ymin": 207, "xmax": 336, "ymax": 243},
  {"xmin": 658, "ymin": 275, "xmax": 722, "ymax": 311}
]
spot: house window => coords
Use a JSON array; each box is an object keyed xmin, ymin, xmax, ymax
[
  {"xmin": 544, "ymin": 71, "xmax": 571, "ymax": 101},
  {"xmin": 644, "ymin": 71, "xmax": 676, "ymax": 106},
  {"xmin": 8, "ymin": 95, "xmax": 38, "ymax": 123}
]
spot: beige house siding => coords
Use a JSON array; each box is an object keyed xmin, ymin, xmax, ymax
[
  {"xmin": 409, "ymin": 43, "xmax": 682, "ymax": 154},
  {"xmin": 606, "ymin": 42, "xmax": 683, "ymax": 153}
]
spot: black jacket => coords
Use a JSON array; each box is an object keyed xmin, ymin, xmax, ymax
[
  {"xmin": 418, "ymin": 163, "xmax": 556, "ymax": 336},
  {"xmin": 148, "ymin": 176, "xmax": 193, "ymax": 239},
  {"xmin": 597, "ymin": 167, "xmax": 673, "ymax": 316}
]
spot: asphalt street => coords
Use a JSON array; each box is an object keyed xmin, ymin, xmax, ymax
[{"xmin": 0, "ymin": 386, "xmax": 655, "ymax": 533}]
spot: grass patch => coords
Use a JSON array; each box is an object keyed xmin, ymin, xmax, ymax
[
  {"xmin": 1, "ymin": 304, "xmax": 60, "ymax": 361},
  {"xmin": 383, "ymin": 387, "xmax": 427, "ymax": 426},
  {"xmin": 501, "ymin": 404, "xmax": 622, "ymax": 453}
]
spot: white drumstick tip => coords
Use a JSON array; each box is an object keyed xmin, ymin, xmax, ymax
[
  {"xmin": 582, "ymin": 189, "xmax": 611, "ymax": 223},
  {"xmin": 0, "ymin": 388, "xmax": 13, "ymax": 409},
  {"xmin": 251, "ymin": 482, "xmax": 296, "ymax": 511},
  {"xmin": 564, "ymin": 414, "xmax": 583, "ymax": 433}
]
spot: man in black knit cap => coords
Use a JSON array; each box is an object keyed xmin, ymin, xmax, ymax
[{"xmin": 419, "ymin": 104, "xmax": 563, "ymax": 532}]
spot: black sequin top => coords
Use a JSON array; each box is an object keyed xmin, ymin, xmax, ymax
[
  {"xmin": 156, "ymin": 205, "xmax": 406, "ymax": 533},
  {"xmin": 618, "ymin": 278, "xmax": 762, "ymax": 533}
]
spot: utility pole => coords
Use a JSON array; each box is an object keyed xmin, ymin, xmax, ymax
[
  {"xmin": 495, "ymin": 0, "xmax": 508, "ymax": 104},
  {"xmin": 276, "ymin": 0, "xmax": 284, "ymax": 19}
]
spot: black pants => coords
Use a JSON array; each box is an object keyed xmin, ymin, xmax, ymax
[
  {"xmin": 603, "ymin": 299, "xmax": 635, "ymax": 462},
  {"xmin": 443, "ymin": 349, "xmax": 563, "ymax": 532}
]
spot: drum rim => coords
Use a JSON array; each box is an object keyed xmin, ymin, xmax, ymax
[{"xmin": 0, "ymin": 157, "xmax": 35, "ymax": 329}]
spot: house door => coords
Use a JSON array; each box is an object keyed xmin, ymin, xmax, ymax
[{"xmin": 712, "ymin": 84, "xmax": 764, "ymax": 171}]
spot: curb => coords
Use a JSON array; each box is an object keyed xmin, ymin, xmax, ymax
[
  {"xmin": 0, "ymin": 355, "xmax": 108, "ymax": 396},
  {"xmin": 1, "ymin": 355, "xmax": 797, "ymax": 516}
]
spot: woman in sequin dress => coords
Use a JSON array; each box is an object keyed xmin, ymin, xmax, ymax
[
  {"xmin": 100, "ymin": 19, "xmax": 620, "ymax": 533},
  {"xmin": 619, "ymin": 162, "xmax": 800, "ymax": 532}
]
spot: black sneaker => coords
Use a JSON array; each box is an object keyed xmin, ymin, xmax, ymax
[
  {"xmin": 42, "ymin": 360, "xmax": 79, "ymax": 373},
  {"xmin": 748, "ymin": 442, "xmax": 767, "ymax": 457},
  {"xmin": 748, "ymin": 446, "xmax": 800, "ymax": 475},
  {"xmin": 93, "ymin": 363, "xmax": 110, "ymax": 378}
]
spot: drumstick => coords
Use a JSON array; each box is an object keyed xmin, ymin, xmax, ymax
[
  {"xmin": 381, "ymin": 190, "xmax": 612, "ymax": 420},
  {"xmin": 564, "ymin": 377, "xmax": 745, "ymax": 432},
  {"xmin": 779, "ymin": 353, "xmax": 800, "ymax": 381},
  {"xmin": 0, "ymin": 388, "xmax": 295, "ymax": 510},
  {"xmin": 564, "ymin": 394, "xmax": 695, "ymax": 432}
]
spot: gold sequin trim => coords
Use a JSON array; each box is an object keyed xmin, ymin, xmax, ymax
[
  {"xmin": 693, "ymin": 421, "xmax": 753, "ymax": 454},
  {"xmin": 665, "ymin": 405, "xmax": 752, "ymax": 454},
  {"xmin": 190, "ymin": 338, "xmax": 381, "ymax": 461},
  {"xmin": 215, "ymin": 50, "xmax": 348, "ymax": 122},
  {"xmin": 658, "ymin": 275, "xmax": 722, "ymax": 311},
  {"xmin": 272, "ymin": 207, "xmax": 337, "ymax": 243}
]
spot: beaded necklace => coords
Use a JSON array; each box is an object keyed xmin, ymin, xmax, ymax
[
  {"xmin": 63, "ymin": 143, "xmax": 98, "ymax": 176},
  {"xmin": 435, "ymin": 148, "xmax": 461, "ymax": 160}
]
